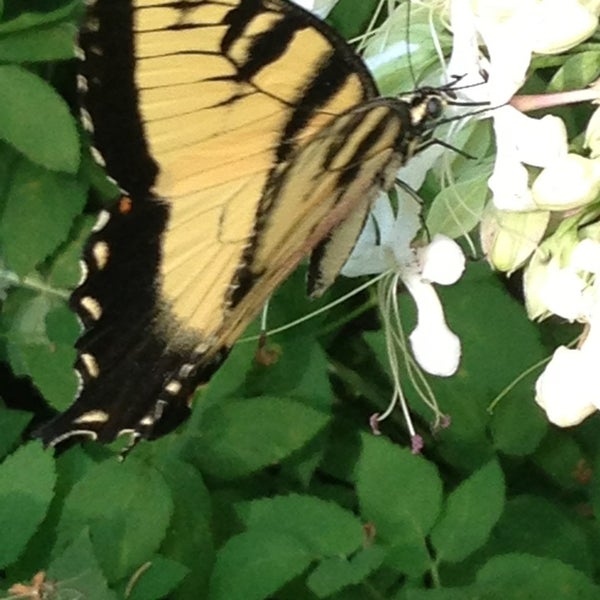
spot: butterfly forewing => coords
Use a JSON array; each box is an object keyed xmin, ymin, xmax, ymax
[{"xmin": 34, "ymin": 0, "xmax": 444, "ymax": 446}]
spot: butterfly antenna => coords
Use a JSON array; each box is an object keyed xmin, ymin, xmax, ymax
[{"xmin": 406, "ymin": 0, "xmax": 417, "ymax": 86}]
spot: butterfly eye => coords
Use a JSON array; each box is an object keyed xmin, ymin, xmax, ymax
[{"xmin": 426, "ymin": 97, "xmax": 444, "ymax": 119}]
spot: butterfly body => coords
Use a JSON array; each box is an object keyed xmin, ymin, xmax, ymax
[{"xmin": 34, "ymin": 0, "xmax": 449, "ymax": 446}]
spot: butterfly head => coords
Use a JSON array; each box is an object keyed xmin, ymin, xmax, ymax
[{"xmin": 404, "ymin": 87, "xmax": 454, "ymax": 132}]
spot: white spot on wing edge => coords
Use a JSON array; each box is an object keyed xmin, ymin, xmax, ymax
[
  {"xmin": 73, "ymin": 410, "xmax": 109, "ymax": 425},
  {"xmin": 165, "ymin": 380, "xmax": 182, "ymax": 395},
  {"xmin": 77, "ymin": 259, "xmax": 89, "ymax": 286},
  {"xmin": 74, "ymin": 369, "xmax": 84, "ymax": 397},
  {"xmin": 48, "ymin": 429, "xmax": 98, "ymax": 448},
  {"xmin": 77, "ymin": 74, "xmax": 88, "ymax": 93},
  {"xmin": 80, "ymin": 107, "xmax": 94, "ymax": 133},
  {"xmin": 80, "ymin": 296, "xmax": 102, "ymax": 320},
  {"xmin": 179, "ymin": 363, "xmax": 194, "ymax": 379},
  {"xmin": 92, "ymin": 241, "xmax": 109, "ymax": 270},
  {"xmin": 92, "ymin": 210, "xmax": 110, "ymax": 232},
  {"xmin": 90, "ymin": 145, "xmax": 106, "ymax": 167},
  {"xmin": 80, "ymin": 353, "xmax": 100, "ymax": 378}
]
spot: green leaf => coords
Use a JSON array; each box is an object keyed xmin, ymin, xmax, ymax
[
  {"xmin": 533, "ymin": 430, "xmax": 587, "ymax": 491},
  {"xmin": 357, "ymin": 435, "xmax": 442, "ymax": 535},
  {"xmin": 0, "ymin": 406, "xmax": 31, "ymax": 459},
  {"xmin": 57, "ymin": 457, "xmax": 173, "ymax": 582},
  {"xmin": 327, "ymin": 0, "xmax": 379, "ymax": 39},
  {"xmin": 405, "ymin": 587, "xmax": 488, "ymax": 600},
  {"xmin": 0, "ymin": 1, "xmax": 80, "ymax": 34},
  {"xmin": 406, "ymin": 554, "xmax": 600, "ymax": 600},
  {"xmin": 0, "ymin": 442, "xmax": 56, "ymax": 568},
  {"xmin": 5, "ymin": 295, "xmax": 78, "ymax": 410},
  {"xmin": 237, "ymin": 494, "xmax": 364, "ymax": 556},
  {"xmin": 476, "ymin": 553, "xmax": 600, "ymax": 599},
  {"xmin": 157, "ymin": 457, "xmax": 215, "ymax": 600},
  {"xmin": 431, "ymin": 460, "xmax": 505, "ymax": 563},
  {"xmin": 48, "ymin": 529, "xmax": 116, "ymax": 600},
  {"xmin": 426, "ymin": 173, "xmax": 490, "ymax": 238},
  {"xmin": 126, "ymin": 555, "xmax": 189, "ymax": 600},
  {"xmin": 356, "ymin": 435, "xmax": 441, "ymax": 575},
  {"xmin": 490, "ymin": 390, "xmax": 547, "ymax": 456},
  {"xmin": 209, "ymin": 531, "xmax": 313, "ymax": 600},
  {"xmin": 307, "ymin": 546, "xmax": 386, "ymax": 598},
  {"xmin": 548, "ymin": 51, "xmax": 600, "ymax": 92},
  {"xmin": 0, "ymin": 23, "xmax": 77, "ymax": 62},
  {"xmin": 192, "ymin": 396, "xmax": 329, "ymax": 479},
  {"xmin": 1, "ymin": 160, "xmax": 86, "ymax": 276},
  {"xmin": 0, "ymin": 65, "xmax": 79, "ymax": 172},
  {"xmin": 490, "ymin": 495, "xmax": 592, "ymax": 575},
  {"xmin": 46, "ymin": 215, "xmax": 95, "ymax": 290}
]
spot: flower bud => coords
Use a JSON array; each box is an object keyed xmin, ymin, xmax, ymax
[
  {"xmin": 481, "ymin": 204, "xmax": 550, "ymax": 273},
  {"xmin": 532, "ymin": 154, "xmax": 600, "ymax": 210},
  {"xmin": 531, "ymin": 0, "xmax": 599, "ymax": 54}
]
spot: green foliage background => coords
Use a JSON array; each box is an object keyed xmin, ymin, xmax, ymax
[{"xmin": 0, "ymin": 1, "xmax": 600, "ymax": 599}]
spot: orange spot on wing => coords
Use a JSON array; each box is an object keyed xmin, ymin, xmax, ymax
[{"xmin": 118, "ymin": 197, "xmax": 133, "ymax": 214}]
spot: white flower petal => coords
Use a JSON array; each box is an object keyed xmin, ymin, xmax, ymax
[
  {"xmin": 342, "ymin": 190, "xmax": 424, "ymax": 277},
  {"xmin": 515, "ymin": 114, "xmax": 568, "ymax": 167},
  {"xmin": 341, "ymin": 247, "xmax": 392, "ymax": 277},
  {"xmin": 535, "ymin": 345, "xmax": 598, "ymax": 426},
  {"xmin": 538, "ymin": 266, "xmax": 588, "ymax": 321},
  {"xmin": 418, "ymin": 235, "xmax": 466, "ymax": 285},
  {"xmin": 371, "ymin": 194, "xmax": 399, "ymax": 245},
  {"xmin": 476, "ymin": 18, "xmax": 531, "ymax": 103},
  {"xmin": 447, "ymin": 0, "xmax": 484, "ymax": 93},
  {"xmin": 410, "ymin": 321, "xmax": 462, "ymax": 377},
  {"xmin": 495, "ymin": 108, "xmax": 568, "ymax": 167},
  {"xmin": 390, "ymin": 194, "xmax": 421, "ymax": 265},
  {"xmin": 396, "ymin": 144, "xmax": 446, "ymax": 191},
  {"xmin": 404, "ymin": 276, "xmax": 461, "ymax": 376},
  {"xmin": 489, "ymin": 152, "xmax": 535, "ymax": 211},
  {"xmin": 571, "ymin": 239, "xmax": 600, "ymax": 274}
]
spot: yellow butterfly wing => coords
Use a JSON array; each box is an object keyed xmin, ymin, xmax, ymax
[{"xmin": 35, "ymin": 0, "xmax": 444, "ymax": 446}]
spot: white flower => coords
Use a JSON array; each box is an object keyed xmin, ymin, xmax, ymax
[
  {"xmin": 536, "ymin": 307, "xmax": 600, "ymax": 426},
  {"xmin": 535, "ymin": 345, "xmax": 598, "ymax": 427},
  {"xmin": 524, "ymin": 236, "xmax": 600, "ymax": 321},
  {"xmin": 532, "ymin": 238, "xmax": 600, "ymax": 426},
  {"xmin": 446, "ymin": 0, "xmax": 596, "ymax": 212},
  {"xmin": 343, "ymin": 191, "xmax": 464, "ymax": 376}
]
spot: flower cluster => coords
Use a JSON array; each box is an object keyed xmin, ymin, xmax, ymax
[
  {"xmin": 298, "ymin": 0, "xmax": 600, "ymax": 434},
  {"xmin": 446, "ymin": 0, "xmax": 600, "ymax": 426},
  {"xmin": 361, "ymin": 0, "xmax": 600, "ymax": 431}
]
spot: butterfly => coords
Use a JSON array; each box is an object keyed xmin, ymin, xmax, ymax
[{"xmin": 34, "ymin": 0, "xmax": 453, "ymax": 447}]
